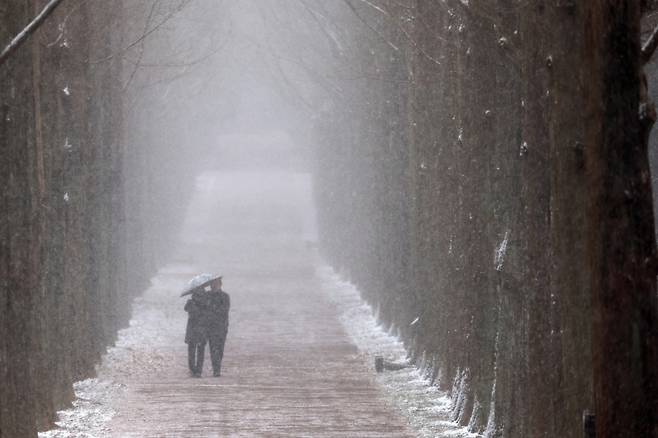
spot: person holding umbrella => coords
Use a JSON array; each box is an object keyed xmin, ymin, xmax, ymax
[{"xmin": 182, "ymin": 274, "xmax": 231, "ymax": 377}]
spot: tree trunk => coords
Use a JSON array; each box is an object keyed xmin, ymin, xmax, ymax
[{"xmin": 585, "ymin": 1, "xmax": 658, "ymax": 436}]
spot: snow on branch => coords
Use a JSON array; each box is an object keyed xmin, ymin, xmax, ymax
[
  {"xmin": 0, "ymin": 0, "xmax": 67, "ymax": 67},
  {"xmin": 642, "ymin": 23, "xmax": 658, "ymax": 65}
]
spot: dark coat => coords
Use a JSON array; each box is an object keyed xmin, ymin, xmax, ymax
[
  {"xmin": 184, "ymin": 293, "xmax": 208, "ymax": 345},
  {"xmin": 206, "ymin": 290, "xmax": 230, "ymax": 339},
  {"xmin": 184, "ymin": 290, "xmax": 230, "ymax": 344}
]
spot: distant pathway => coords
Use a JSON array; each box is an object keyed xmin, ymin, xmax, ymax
[
  {"xmin": 104, "ymin": 172, "xmax": 414, "ymax": 437},
  {"xmin": 41, "ymin": 171, "xmax": 476, "ymax": 438}
]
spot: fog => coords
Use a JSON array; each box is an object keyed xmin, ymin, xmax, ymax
[{"xmin": 2, "ymin": 1, "xmax": 658, "ymax": 437}]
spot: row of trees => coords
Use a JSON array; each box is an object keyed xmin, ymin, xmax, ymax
[
  {"xmin": 262, "ymin": 1, "xmax": 658, "ymax": 437},
  {"xmin": 2, "ymin": 1, "xmax": 656, "ymax": 436},
  {"xmin": 0, "ymin": 1, "xmax": 223, "ymax": 435}
]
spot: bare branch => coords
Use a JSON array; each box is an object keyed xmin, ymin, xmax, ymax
[
  {"xmin": 46, "ymin": 0, "xmax": 88, "ymax": 48},
  {"xmin": 342, "ymin": 0, "xmax": 444, "ymax": 66},
  {"xmin": 0, "ymin": 0, "xmax": 67, "ymax": 67},
  {"xmin": 342, "ymin": 0, "xmax": 400, "ymax": 52},
  {"xmin": 352, "ymin": 0, "xmax": 389, "ymax": 16},
  {"xmin": 242, "ymin": 34, "xmax": 344, "ymax": 99},
  {"xmin": 91, "ymin": 0, "xmax": 193, "ymax": 64},
  {"xmin": 296, "ymin": 0, "xmax": 345, "ymax": 56},
  {"xmin": 122, "ymin": 1, "xmax": 159, "ymax": 91}
]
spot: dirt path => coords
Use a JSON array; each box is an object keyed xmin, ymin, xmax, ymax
[{"xmin": 103, "ymin": 172, "xmax": 414, "ymax": 437}]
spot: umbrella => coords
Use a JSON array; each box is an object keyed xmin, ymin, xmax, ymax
[{"xmin": 180, "ymin": 273, "xmax": 222, "ymax": 297}]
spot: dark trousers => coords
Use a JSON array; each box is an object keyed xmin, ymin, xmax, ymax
[
  {"xmin": 209, "ymin": 334, "xmax": 226, "ymax": 374},
  {"xmin": 188, "ymin": 342, "xmax": 205, "ymax": 375}
]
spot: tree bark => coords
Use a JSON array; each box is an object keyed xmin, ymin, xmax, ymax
[{"xmin": 585, "ymin": 1, "xmax": 658, "ymax": 436}]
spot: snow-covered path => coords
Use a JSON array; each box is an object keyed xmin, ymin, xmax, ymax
[{"xmin": 41, "ymin": 171, "xmax": 474, "ymax": 437}]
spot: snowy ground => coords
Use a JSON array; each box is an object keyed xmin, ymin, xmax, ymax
[
  {"xmin": 318, "ymin": 268, "xmax": 481, "ymax": 438},
  {"xmin": 40, "ymin": 171, "xmax": 478, "ymax": 437}
]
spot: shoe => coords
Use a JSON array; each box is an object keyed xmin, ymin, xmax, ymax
[{"xmin": 213, "ymin": 371, "xmax": 221, "ymax": 377}]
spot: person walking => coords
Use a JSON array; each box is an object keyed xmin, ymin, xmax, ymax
[
  {"xmin": 182, "ymin": 274, "xmax": 230, "ymax": 377},
  {"xmin": 206, "ymin": 276, "xmax": 230, "ymax": 376},
  {"xmin": 184, "ymin": 288, "xmax": 208, "ymax": 377}
]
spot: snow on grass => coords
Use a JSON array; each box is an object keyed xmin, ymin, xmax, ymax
[
  {"xmin": 36, "ymin": 323, "xmax": 155, "ymax": 438},
  {"xmin": 318, "ymin": 266, "xmax": 481, "ymax": 438},
  {"xmin": 38, "ymin": 379, "xmax": 121, "ymax": 438},
  {"xmin": 38, "ymin": 266, "xmax": 191, "ymax": 438}
]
